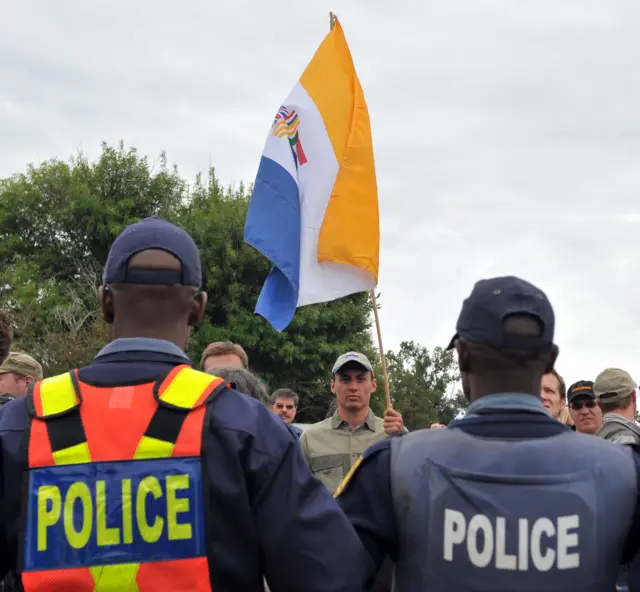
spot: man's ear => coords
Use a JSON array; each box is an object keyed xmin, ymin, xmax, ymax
[
  {"xmin": 99, "ymin": 285, "xmax": 114, "ymax": 324},
  {"xmin": 189, "ymin": 291, "xmax": 208, "ymax": 326},
  {"xmin": 455, "ymin": 340, "xmax": 470, "ymax": 373},
  {"xmin": 371, "ymin": 378, "xmax": 377, "ymax": 392},
  {"xmin": 330, "ymin": 378, "xmax": 336, "ymax": 394},
  {"xmin": 543, "ymin": 345, "xmax": 559, "ymax": 374}
]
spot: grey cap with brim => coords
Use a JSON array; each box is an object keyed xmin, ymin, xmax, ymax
[
  {"xmin": 594, "ymin": 368, "xmax": 636, "ymax": 404},
  {"xmin": 332, "ymin": 352, "xmax": 373, "ymax": 375},
  {"xmin": 0, "ymin": 352, "xmax": 43, "ymax": 382}
]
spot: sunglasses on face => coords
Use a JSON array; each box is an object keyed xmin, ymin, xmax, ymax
[
  {"xmin": 276, "ymin": 404, "xmax": 295, "ymax": 411},
  {"xmin": 569, "ymin": 399, "xmax": 597, "ymax": 411}
]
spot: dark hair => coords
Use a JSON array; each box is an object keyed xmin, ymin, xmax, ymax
[
  {"xmin": 271, "ymin": 388, "xmax": 299, "ymax": 406},
  {"xmin": 599, "ymin": 392, "xmax": 634, "ymax": 415},
  {"xmin": 0, "ymin": 310, "xmax": 12, "ymax": 366},
  {"xmin": 207, "ymin": 367, "xmax": 269, "ymax": 405},
  {"xmin": 201, "ymin": 341, "xmax": 248, "ymax": 369}
]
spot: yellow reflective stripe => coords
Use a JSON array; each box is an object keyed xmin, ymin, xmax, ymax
[
  {"xmin": 52, "ymin": 442, "xmax": 91, "ymax": 466},
  {"xmin": 39, "ymin": 372, "xmax": 77, "ymax": 416},
  {"xmin": 160, "ymin": 368, "xmax": 218, "ymax": 409},
  {"xmin": 333, "ymin": 454, "xmax": 363, "ymax": 499},
  {"xmin": 134, "ymin": 436, "xmax": 175, "ymax": 460},
  {"xmin": 90, "ymin": 563, "xmax": 140, "ymax": 592}
]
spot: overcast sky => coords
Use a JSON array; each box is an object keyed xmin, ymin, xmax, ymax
[{"xmin": 2, "ymin": 0, "xmax": 640, "ymax": 386}]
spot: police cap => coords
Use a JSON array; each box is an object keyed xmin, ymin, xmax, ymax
[
  {"xmin": 103, "ymin": 217, "xmax": 202, "ymax": 287},
  {"xmin": 447, "ymin": 276, "xmax": 555, "ymax": 352}
]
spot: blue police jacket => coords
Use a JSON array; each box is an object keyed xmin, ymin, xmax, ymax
[
  {"xmin": 337, "ymin": 393, "xmax": 640, "ymax": 591},
  {"xmin": 0, "ymin": 338, "xmax": 372, "ymax": 592}
]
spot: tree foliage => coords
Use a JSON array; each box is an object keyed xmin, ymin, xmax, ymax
[{"xmin": 374, "ymin": 341, "xmax": 468, "ymax": 430}]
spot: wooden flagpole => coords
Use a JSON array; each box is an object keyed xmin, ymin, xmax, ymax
[
  {"xmin": 371, "ymin": 290, "xmax": 392, "ymax": 409},
  {"xmin": 328, "ymin": 12, "xmax": 392, "ymax": 409}
]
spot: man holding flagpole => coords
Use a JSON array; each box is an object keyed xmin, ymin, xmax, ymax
[{"xmin": 300, "ymin": 351, "xmax": 405, "ymax": 494}]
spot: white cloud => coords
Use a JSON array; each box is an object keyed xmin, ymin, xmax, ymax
[{"xmin": 2, "ymin": 0, "xmax": 640, "ymax": 385}]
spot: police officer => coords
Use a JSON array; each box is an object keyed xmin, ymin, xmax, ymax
[
  {"xmin": 0, "ymin": 217, "xmax": 372, "ymax": 592},
  {"xmin": 336, "ymin": 276, "xmax": 640, "ymax": 591}
]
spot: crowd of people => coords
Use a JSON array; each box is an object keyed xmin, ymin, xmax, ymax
[{"xmin": 0, "ymin": 217, "xmax": 639, "ymax": 591}]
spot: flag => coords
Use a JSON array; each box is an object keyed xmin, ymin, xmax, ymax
[{"xmin": 244, "ymin": 21, "xmax": 379, "ymax": 331}]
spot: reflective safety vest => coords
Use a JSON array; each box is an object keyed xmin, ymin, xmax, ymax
[
  {"xmin": 389, "ymin": 426, "xmax": 638, "ymax": 592},
  {"xmin": 20, "ymin": 364, "xmax": 228, "ymax": 592}
]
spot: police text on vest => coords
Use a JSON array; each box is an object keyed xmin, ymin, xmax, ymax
[
  {"xmin": 24, "ymin": 457, "xmax": 205, "ymax": 571},
  {"xmin": 443, "ymin": 509, "xmax": 580, "ymax": 571}
]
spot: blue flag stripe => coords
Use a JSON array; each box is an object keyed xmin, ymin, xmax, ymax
[{"xmin": 244, "ymin": 156, "xmax": 301, "ymax": 331}]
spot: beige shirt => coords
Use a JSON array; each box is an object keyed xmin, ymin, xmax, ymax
[{"xmin": 299, "ymin": 408, "xmax": 388, "ymax": 493}]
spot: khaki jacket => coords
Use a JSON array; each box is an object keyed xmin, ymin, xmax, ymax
[{"xmin": 299, "ymin": 408, "xmax": 388, "ymax": 493}]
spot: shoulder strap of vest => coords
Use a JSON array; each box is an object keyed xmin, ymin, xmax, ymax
[
  {"xmin": 28, "ymin": 370, "xmax": 81, "ymax": 420},
  {"xmin": 135, "ymin": 366, "xmax": 229, "ymax": 459},
  {"xmin": 154, "ymin": 365, "xmax": 228, "ymax": 411},
  {"xmin": 27, "ymin": 370, "xmax": 90, "ymax": 466}
]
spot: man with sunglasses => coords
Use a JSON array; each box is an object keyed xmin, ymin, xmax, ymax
[
  {"xmin": 567, "ymin": 380, "xmax": 602, "ymax": 435},
  {"xmin": 271, "ymin": 388, "xmax": 303, "ymax": 437}
]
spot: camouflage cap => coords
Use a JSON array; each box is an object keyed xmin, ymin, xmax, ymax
[
  {"xmin": 332, "ymin": 352, "xmax": 373, "ymax": 375},
  {"xmin": 0, "ymin": 352, "xmax": 43, "ymax": 382},
  {"xmin": 593, "ymin": 368, "xmax": 636, "ymax": 404}
]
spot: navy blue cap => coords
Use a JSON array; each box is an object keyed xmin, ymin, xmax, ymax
[
  {"xmin": 447, "ymin": 276, "xmax": 554, "ymax": 352},
  {"xmin": 103, "ymin": 217, "xmax": 202, "ymax": 287}
]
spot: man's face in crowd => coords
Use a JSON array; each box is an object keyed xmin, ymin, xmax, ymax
[
  {"xmin": 540, "ymin": 373, "xmax": 564, "ymax": 419},
  {"xmin": 203, "ymin": 353, "xmax": 244, "ymax": 372},
  {"xmin": 569, "ymin": 396, "xmax": 603, "ymax": 435},
  {"xmin": 331, "ymin": 364, "xmax": 376, "ymax": 413},
  {"xmin": 272, "ymin": 397, "xmax": 297, "ymax": 424},
  {"xmin": 0, "ymin": 372, "xmax": 31, "ymax": 397}
]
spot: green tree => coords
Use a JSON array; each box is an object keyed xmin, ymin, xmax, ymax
[
  {"xmin": 379, "ymin": 341, "xmax": 468, "ymax": 430},
  {"xmin": 0, "ymin": 143, "xmax": 375, "ymax": 422},
  {"xmin": 0, "ymin": 142, "xmax": 185, "ymax": 375}
]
